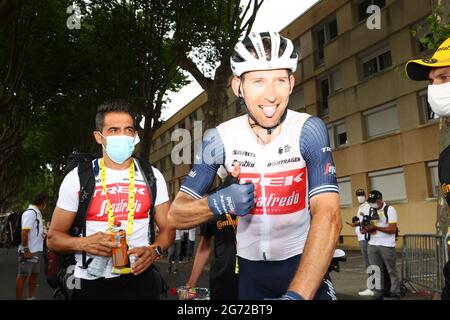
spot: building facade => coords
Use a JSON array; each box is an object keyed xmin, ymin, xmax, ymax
[{"xmin": 150, "ymin": 0, "xmax": 448, "ymax": 248}]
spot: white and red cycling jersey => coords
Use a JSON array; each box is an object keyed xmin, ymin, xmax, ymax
[{"xmin": 181, "ymin": 110, "xmax": 339, "ymax": 261}]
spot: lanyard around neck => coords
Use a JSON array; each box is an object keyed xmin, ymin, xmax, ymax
[{"xmin": 99, "ymin": 158, "xmax": 135, "ymax": 236}]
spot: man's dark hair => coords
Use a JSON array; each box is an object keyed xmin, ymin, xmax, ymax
[
  {"xmin": 95, "ymin": 99, "xmax": 136, "ymax": 132},
  {"xmin": 32, "ymin": 193, "xmax": 48, "ymax": 206}
]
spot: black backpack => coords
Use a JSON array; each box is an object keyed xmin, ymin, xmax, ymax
[
  {"xmin": 44, "ymin": 152, "xmax": 158, "ymax": 297},
  {"xmin": 384, "ymin": 204, "xmax": 399, "ymax": 240},
  {"xmin": 12, "ymin": 209, "xmax": 39, "ymax": 247}
]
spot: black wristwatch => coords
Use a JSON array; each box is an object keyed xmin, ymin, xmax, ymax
[{"xmin": 153, "ymin": 246, "xmax": 163, "ymax": 257}]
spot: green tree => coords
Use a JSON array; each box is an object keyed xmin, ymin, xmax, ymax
[{"xmin": 75, "ymin": 0, "xmax": 189, "ymax": 160}]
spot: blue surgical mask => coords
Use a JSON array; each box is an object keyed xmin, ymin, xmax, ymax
[{"xmin": 101, "ymin": 134, "xmax": 136, "ymax": 164}]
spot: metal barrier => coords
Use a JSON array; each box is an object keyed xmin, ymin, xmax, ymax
[{"xmin": 402, "ymin": 234, "xmax": 447, "ymax": 294}]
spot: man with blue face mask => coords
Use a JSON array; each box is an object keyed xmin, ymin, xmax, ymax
[{"xmin": 47, "ymin": 100, "xmax": 175, "ymax": 300}]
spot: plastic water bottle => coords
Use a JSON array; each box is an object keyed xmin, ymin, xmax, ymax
[{"xmin": 87, "ymin": 256, "xmax": 109, "ymax": 278}]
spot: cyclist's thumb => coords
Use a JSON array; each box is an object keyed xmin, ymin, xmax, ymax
[{"xmin": 231, "ymin": 161, "xmax": 241, "ymax": 178}]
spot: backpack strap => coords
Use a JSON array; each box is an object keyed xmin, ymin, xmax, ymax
[
  {"xmin": 26, "ymin": 208, "xmax": 39, "ymax": 236},
  {"xmin": 384, "ymin": 204, "xmax": 390, "ymax": 223},
  {"xmin": 75, "ymin": 160, "xmax": 96, "ymax": 268},
  {"xmin": 134, "ymin": 157, "xmax": 157, "ymax": 244}
]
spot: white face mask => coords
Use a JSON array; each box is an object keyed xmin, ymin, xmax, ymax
[
  {"xmin": 357, "ymin": 196, "xmax": 366, "ymax": 204},
  {"xmin": 428, "ymin": 82, "xmax": 450, "ymax": 117},
  {"xmin": 369, "ymin": 203, "xmax": 378, "ymax": 209}
]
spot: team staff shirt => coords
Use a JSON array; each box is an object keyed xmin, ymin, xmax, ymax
[
  {"xmin": 355, "ymin": 202, "xmax": 370, "ymax": 241},
  {"xmin": 181, "ymin": 110, "xmax": 339, "ymax": 261},
  {"xmin": 56, "ymin": 158, "xmax": 169, "ymax": 279},
  {"xmin": 201, "ymin": 215, "xmax": 238, "ymax": 300},
  {"xmin": 20, "ymin": 205, "xmax": 44, "ymax": 253},
  {"xmin": 368, "ymin": 203, "xmax": 397, "ymax": 248}
]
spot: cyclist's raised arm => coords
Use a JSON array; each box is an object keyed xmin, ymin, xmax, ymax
[
  {"xmin": 168, "ymin": 128, "xmax": 255, "ymax": 229},
  {"xmin": 168, "ymin": 128, "xmax": 223, "ymax": 229},
  {"xmin": 168, "ymin": 192, "xmax": 214, "ymax": 230}
]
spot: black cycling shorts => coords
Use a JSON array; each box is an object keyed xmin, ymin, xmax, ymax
[{"xmin": 238, "ymin": 255, "xmax": 337, "ymax": 300}]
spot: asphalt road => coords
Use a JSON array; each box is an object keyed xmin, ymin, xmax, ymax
[
  {"xmin": 0, "ymin": 247, "xmax": 208, "ymax": 300},
  {"xmin": 0, "ymin": 247, "xmax": 433, "ymax": 300}
]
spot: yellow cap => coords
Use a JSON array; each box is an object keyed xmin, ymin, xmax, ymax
[{"xmin": 406, "ymin": 38, "xmax": 450, "ymax": 81}]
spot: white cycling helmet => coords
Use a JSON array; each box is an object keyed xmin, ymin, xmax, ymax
[{"xmin": 230, "ymin": 31, "xmax": 298, "ymax": 77}]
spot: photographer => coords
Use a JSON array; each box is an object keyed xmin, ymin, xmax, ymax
[
  {"xmin": 346, "ymin": 189, "xmax": 372, "ymax": 296},
  {"xmin": 365, "ymin": 190, "xmax": 401, "ymax": 300}
]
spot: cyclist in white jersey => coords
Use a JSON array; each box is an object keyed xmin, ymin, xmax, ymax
[{"xmin": 168, "ymin": 31, "xmax": 342, "ymax": 300}]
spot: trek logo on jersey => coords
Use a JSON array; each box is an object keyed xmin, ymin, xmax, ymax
[
  {"xmin": 92, "ymin": 185, "xmax": 148, "ymax": 197},
  {"xmin": 324, "ymin": 163, "xmax": 336, "ymax": 176},
  {"xmin": 321, "ymin": 147, "xmax": 332, "ymax": 153},
  {"xmin": 86, "ymin": 184, "xmax": 151, "ymax": 221},
  {"xmin": 239, "ymin": 168, "xmax": 306, "ymax": 215}
]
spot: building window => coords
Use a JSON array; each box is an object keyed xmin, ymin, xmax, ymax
[
  {"xmin": 363, "ymin": 103, "xmax": 399, "ymax": 139},
  {"xmin": 328, "ymin": 121, "xmax": 348, "ymax": 149},
  {"xmin": 163, "ymin": 131, "xmax": 170, "ymax": 145},
  {"xmin": 361, "ymin": 46, "xmax": 392, "ymax": 79},
  {"xmin": 355, "ymin": 0, "xmax": 386, "ymax": 22},
  {"xmin": 369, "ymin": 167, "xmax": 407, "ymax": 202},
  {"xmin": 318, "ymin": 69, "xmax": 342, "ymax": 116},
  {"xmin": 428, "ymin": 161, "xmax": 439, "ymax": 198},
  {"xmin": 289, "ymin": 87, "xmax": 305, "ymax": 111},
  {"xmin": 292, "ymin": 36, "xmax": 302, "ymax": 60},
  {"xmin": 314, "ymin": 16, "xmax": 338, "ymax": 66},
  {"xmin": 160, "ymin": 157, "xmax": 167, "ymax": 172},
  {"xmin": 338, "ymin": 177, "xmax": 352, "ymax": 207},
  {"xmin": 166, "ymin": 156, "xmax": 172, "ymax": 170},
  {"xmin": 169, "ymin": 181, "xmax": 176, "ymax": 200},
  {"xmin": 419, "ymin": 90, "xmax": 435, "ymax": 123}
]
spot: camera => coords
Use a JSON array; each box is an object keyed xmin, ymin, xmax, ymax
[
  {"xmin": 359, "ymin": 207, "xmax": 380, "ymax": 229},
  {"xmin": 351, "ymin": 216, "xmax": 360, "ymax": 225},
  {"xmin": 361, "ymin": 215, "xmax": 373, "ymax": 228}
]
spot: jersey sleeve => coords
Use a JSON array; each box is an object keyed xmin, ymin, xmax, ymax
[
  {"xmin": 180, "ymin": 128, "xmax": 224, "ymax": 199},
  {"xmin": 152, "ymin": 167, "xmax": 170, "ymax": 206},
  {"xmin": 56, "ymin": 167, "xmax": 80, "ymax": 212},
  {"xmin": 21, "ymin": 210, "xmax": 36, "ymax": 230},
  {"xmin": 300, "ymin": 116, "xmax": 339, "ymax": 199}
]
